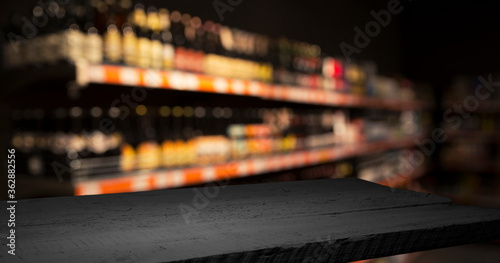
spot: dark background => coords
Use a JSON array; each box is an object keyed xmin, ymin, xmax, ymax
[
  {"xmin": 2, "ymin": 0, "xmax": 500, "ymax": 86},
  {"xmin": 1, "ymin": 2, "xmax": 499, "ymax": 261}
]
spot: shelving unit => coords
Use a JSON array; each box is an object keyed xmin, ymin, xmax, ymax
[
  {"xmin": 4, "ymin": 59, "xmax": 433, "ymax": 197},
  {"xmin": 75, "ymin": 134, "xmax": 425, "ymax": 195},
  {"xmin": 76, "ymin": 63, "xmax": 431, "ymax": 111},
  {"xmin": 2, "ymin": 0, "xmax": 435, "ymax": 200},
  {"xmin": 420, "ymin": 76, "xmax": 500, "ymax": 210}
]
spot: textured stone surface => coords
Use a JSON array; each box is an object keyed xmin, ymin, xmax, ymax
[{"xmin": 1, "ymin": 178, "xmax": 499, "ymax": 262}]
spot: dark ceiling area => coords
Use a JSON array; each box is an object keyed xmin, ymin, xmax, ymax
[
  {"xmin": 1, "ymin": 0, "xmax": 499, "ymax": 86},
  {"xmin": 401, "ymin": 0, "xmax": 500, "ymax": 85}
]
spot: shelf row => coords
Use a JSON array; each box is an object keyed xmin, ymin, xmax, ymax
[
  {"xmin": 74, "ymin": 134, "xmax": 423, "ymax": 195},
  {"xmin": 443, "ymin": 100, "xmax": 500, "ymax": 113},
  {"xmin": 445, "ymin": 130, "xmax": 500, "ymax": 143},
  {"xmin": 75, "ymin": 63, "xmax": 431, "ymax": 111}
]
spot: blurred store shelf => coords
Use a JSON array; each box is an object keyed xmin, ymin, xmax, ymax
[
  {"xmin": 4, "ymin": 62, "xmax": 432, "ymax": 111},
  {"xmin": 75, "ymin": 134, "xmax": 424, "ymax": 195}
]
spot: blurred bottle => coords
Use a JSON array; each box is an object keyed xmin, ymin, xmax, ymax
[
  {"xmin": 173, "ymin": 12, "xmax": 204, "ymax": 73},
  {"xmin": 158, "ymin": 106, "xmax": 175, "ymax": 168},
  {"xmin": 119, "ymin": 106, "xmax": 136, "ymax": 172},
  {"xmin": 203, "ymin": 21, "xmax": 221, "ymax": 55},
  {"xmin": 158, "ymin": 8, "xmax": 175, "ymax": 70},
  {"xmin": 115, "ymin": 0, "xmax": 132, "ymax": 28},
  {"xmin": 132, "ymin": 3, "xmax": 150, "ymax": 68},
  {"xmin": 182, "ymin": 13, "xmax": 194, "ymax": 49},
  {"xmin": 147, "ymin": 6, "xmax": 163, "ymax": 69},
  {"xmin": 135, "ymin": 105, "xmax": 161, "ymax": 170},
  {"xmin": 81, "ymin": 0, "xmax": 103, "ymax": 64},
  {"xmin": 170, "ymin": 10, "xmax": 185, "ymax": 47},
  {"xmin": 67, "ymin": 106, "xmax": 86, "ymax": 164},
  {"xmin": 167, "ymin": 106, "xmax": 184, "ymax": 167},
  {"xmin": 86, "ymin": 107, "xmax": 109, "ymax": 158},
  {"xmin": 4, "ymin": 11, "xmax": 26, "ymax": 68},
  {"xmin": 103, "ymin": 0, "xmax": 124, "ymax": 64},
  {"xmin": 85, "ymin": 29, "xmax": 103, "ymax": 64},
  {"xmin": 46, "ymin": 108, "xmax": 71, "ymax": 179},
  {"xmin": 121, "ymin": 21, "xmax": 137, "ymax": 66},
  {"xmin": 62, "ymin": 2, "xmax": 86, "ymax": 64},
  {"xmin": 190, "ymin": 16, "xmax": 204, "ymax": 51},
  {"xmin": 182, "ymin": 106, "xmax": 197, "ymax": 165}
]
